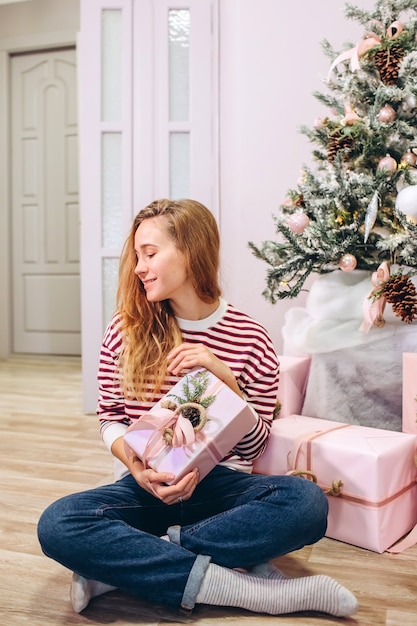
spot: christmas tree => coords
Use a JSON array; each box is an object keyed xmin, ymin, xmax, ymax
[{"xmin": 249, "ymin": 0, "xmax": 417, "ymax": 325}]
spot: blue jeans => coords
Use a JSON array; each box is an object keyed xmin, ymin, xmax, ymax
[{"xmin": 37, "ymin": 466, "xmax": 328, "ymax": 611}]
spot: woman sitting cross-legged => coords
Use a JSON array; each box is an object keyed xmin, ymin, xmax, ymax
[{"xmin": 37, "ymin": 198, "xmax": 358, "ymax": 619}]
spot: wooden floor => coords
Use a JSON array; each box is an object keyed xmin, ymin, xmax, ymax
[{"xmin": 1, "ymin": 356, "xmax": 417, "ymax": 626}]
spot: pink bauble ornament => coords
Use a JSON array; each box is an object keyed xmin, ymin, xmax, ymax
[
  {"xmin": 400, "ymin": 151, "xmax": 417, "ymax": 167},
  {"xmin": 313, "ymin": 117, "xmax": 325, "ymax": 129},
  {"xmin": 287, "ymin": 212, "xmax": 310, "ymax": 234},
  {"xmin": 339, "ymin": 254, "xmax": 357, "ymax": 272},
  {"xmin": 387, "ymin": 20, "xmax": 403, "ymax": 39},
  {"xmin": 377, "ymin": 155, "xmax": 397, "ymax": 173},
  {"xmin": 377, "ymin": 104, "xmax": 396, "ymax": 123}
]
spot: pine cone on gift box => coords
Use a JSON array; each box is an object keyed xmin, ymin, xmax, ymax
[
  {"xmin": 382, "ymin": 274, "xmax": 417, "ymax": 323},
  {"xmin": 179, "ymin": 403, "xmax": 206, "ymax": 428},
  {"xmin": 373, "ymin": 44, "xmax": 404, "ymax": 85}
]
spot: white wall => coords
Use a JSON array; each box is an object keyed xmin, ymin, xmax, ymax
[
  {"xmin": 219, "ymin": 0, "xmax": 374, "ymax": 353},
  {"xmin": 0, "ymin": 0, "xmax": 79, "ymax": 38},
  {"xmin": 0, "ymin": 0, "xmax": 376, "ymax": 358}
]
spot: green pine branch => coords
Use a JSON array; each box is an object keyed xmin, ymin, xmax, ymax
[{"xmin": 250, "ymin": 0, "xmax": 417, "ymax": 304}]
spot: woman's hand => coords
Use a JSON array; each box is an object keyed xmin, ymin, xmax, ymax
[
  {"xmin": 167, "ymin": 343, "xmax": 243, "ymax": 397},
  {"xmin": 111, "ymin": 437, "xmax": 199, "ymax": 504},
  {"xmin": 132, "ymin": 460, "xmax": 200, "ymax": 505}
]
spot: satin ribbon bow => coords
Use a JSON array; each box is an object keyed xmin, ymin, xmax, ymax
[
  {"xmin": 359, "ymin": 261, "xmax": 390, "ymax": 332},
  {"xmin": 327, "ymin": 32, "xmax": 381, "ymax": 82},
  {"xmin": 124, "ymin": 407, "xmax": 197, "ymax": 467}
]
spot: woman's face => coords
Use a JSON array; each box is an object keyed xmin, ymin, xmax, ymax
[{"xmin": 134, "ymin": 217, "xmax": 193, "ymax": 306}]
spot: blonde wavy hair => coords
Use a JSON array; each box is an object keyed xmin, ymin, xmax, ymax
[{"xmin": 117, "ymin": 198, "xmax": 221, "ymax": 400}]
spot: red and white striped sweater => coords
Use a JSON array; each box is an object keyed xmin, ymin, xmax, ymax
[{"xmin": 98, "ymin": 299, "xmax": 280, "ymax": 477}]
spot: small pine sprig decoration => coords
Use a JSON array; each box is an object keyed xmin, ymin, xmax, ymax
[
  {"xmin": 163, "ymin": 370, "xmax": 216, "ymax": 429},
  {"xmin": 167, "ymin": 370, "xmax": 216, "ymax": 409}
]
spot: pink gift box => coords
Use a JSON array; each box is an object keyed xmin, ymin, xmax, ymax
[
  {"xmin": 277, "ymin": 356, "xmax": 311, "ymax": 418},
  {"xmin": 403, "ymin": 353, "xmax": 417, "ymax": 435},
  {"xmin": 124, "ymin": 369, "xmax": 257, "ymax": 485},
  {"xmin": 253, "ymin": 415, "xmax": 417, "ymax": 553}
]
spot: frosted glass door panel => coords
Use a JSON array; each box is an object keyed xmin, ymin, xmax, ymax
[
  {"xmin": 170, "ymin": 132, "xmax": 190, "ymax": 198},
  {"xmin": 102, "ymin": 257, "xmax": 119, "ymax": 329},
  {"xmin": 102, "ymin": 9, "xmax": 123, "ymax": 122},
  {"xmin": 102, "ymin": 132, "xmax": 123, "ymax": 249},
  {"xmin": 169, "ymin": 9, "xmax": 190, "ymax": 122}
]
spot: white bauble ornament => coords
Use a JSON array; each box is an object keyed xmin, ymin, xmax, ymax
[
  {"xmin": 395, "ymin": 185, "xmax": 417, "ymax": 220},
  {"xmin": 339, "ymin": 254, "xmax": 357, "ymax": 272},
  {"xmin": 287, "ymin": 212, "xmax": 310, "ymax": 234},
  {"xmin": 406, "ymin": 94, "xmax": 416, "ymax": 109}
]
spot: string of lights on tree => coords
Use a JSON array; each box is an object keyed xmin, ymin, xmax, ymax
[{"xmin": 250, "ymin": 0, "xmax": 417, "ymax": 324}]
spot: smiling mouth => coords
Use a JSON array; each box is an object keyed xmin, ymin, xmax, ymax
[{"xmin": 142, "ymin": 278, "xmax": 156, "ymax": 289}]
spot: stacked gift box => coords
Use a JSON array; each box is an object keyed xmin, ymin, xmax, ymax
[
  {"xmin": 253, "ymin": 414, "xmax": 417, "ymax": 553},
  {"xmin": 254, "ymin": 352, "xmax": 417, "ymax": 554},
  {"xmin": 403, "ymin": 352, "xmax": 417, "ymax": 435}
]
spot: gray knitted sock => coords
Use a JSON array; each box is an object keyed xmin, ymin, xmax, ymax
[
  {"xmin": 195, "ymin": 563, "xmax": 358, "ymax": 617},
  {"xmin": 251, "ymin": 562, "xmax": 289, "ymax": 580},
  {"xmin": 70, "ymin": 573, "xmax": 117, "ymax": 613},
  {"xmin": 70, "ymin": 534, "xmax": 173, "ymax": 613}
]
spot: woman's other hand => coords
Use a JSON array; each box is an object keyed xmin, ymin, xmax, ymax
[{"xmin": 167, "ymin": 343, "xmax": 243, "ymax": 398}]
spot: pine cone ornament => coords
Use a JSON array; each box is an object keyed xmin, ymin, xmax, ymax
[
  {"xmin": 294, "ymin": 194, "xmax": 305, "ymax": 208},
  {"xmin": 374, "ymin": 44, "xmax": 404, "ymax": 85},
  {"xmin": 327, "ymin": 129, "xmax": 354, "ymax": 163},
  {"xmin": 179, "ymin": 403, "xmax": 205, "ymax": 428},
  {"xmin": 382, "ymin": 274, "xmax": 417, "ymax": 323}
]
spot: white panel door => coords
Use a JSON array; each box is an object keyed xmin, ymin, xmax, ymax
[
  {"xmin": 79, "ymin": 0, "xmax": 218, "ymax": 411},
  {"xmin": 11, "ymin": 48, "xmax": 80, "ymax": 355}
]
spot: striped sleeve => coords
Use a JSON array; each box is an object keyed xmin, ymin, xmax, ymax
[
  {"xmin": 226, "ymin": 314, "xmax": 279, "ymax": 461},
  {"xmin": 97, "ymin": 314, "xmax": 130, "ymax": 438}
]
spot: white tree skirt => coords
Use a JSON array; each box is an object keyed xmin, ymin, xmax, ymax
[{"xmin": 282, "ymin": 269, "xmax": 417, "ymax": 430}]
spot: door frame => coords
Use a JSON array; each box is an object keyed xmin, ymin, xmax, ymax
[{"xmin": 0, "ymin": 29, "xmax": 78, "ymax": 360}]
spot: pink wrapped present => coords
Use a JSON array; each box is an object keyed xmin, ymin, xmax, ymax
[
  {"xmin": 403, "ymin": 353, "xmax": 417, "ymax": 435},
  {"xmin": 253, "ymin": 415, "xmax": 417, "ymax": 553},
  {"xmin": 124, "ymin": 368, "xmax": 257, "ymax": 485},
  {"xmin": 277, "ymin": 356, "xmax": 311, "ymax": 418}
]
